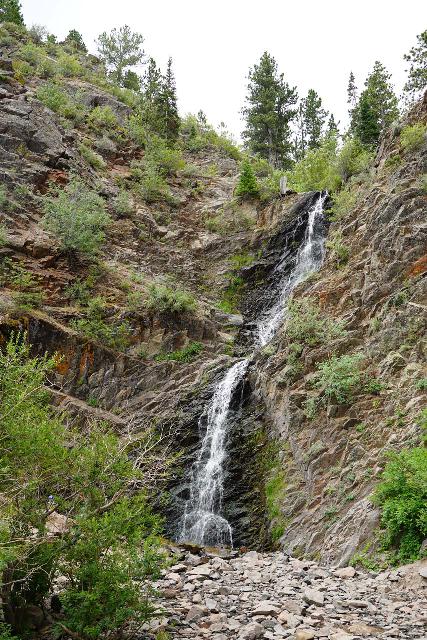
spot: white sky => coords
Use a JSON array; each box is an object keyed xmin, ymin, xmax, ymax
[{"xmin": 22, "ymin": 0, "xmax": 426, "ymax": 140}]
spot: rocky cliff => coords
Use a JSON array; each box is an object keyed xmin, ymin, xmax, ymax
[{"xmin": 0, "ymin": 25, "xmax": 426, "ymax": 568}]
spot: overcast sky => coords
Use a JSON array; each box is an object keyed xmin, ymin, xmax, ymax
[{"xmin": 22, "ymin": 0, "xmax": 426, "ymax": 140}]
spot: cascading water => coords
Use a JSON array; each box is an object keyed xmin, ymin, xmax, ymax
[{"xmin": 179, "ymin": 192, "xmax": 328, "ymax": 547}]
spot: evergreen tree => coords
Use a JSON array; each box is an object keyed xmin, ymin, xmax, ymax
[
  {"xmin": 141, "ymin": 57, "xmax": 164, "ymax": 132},
  {"xmin": 242, "ymin": 51, "xmax": 298, "ymax": 168},
  {"xmin": 326, "ymin": 113, "xmax": 339, "ymax": 136},
  {"xmin": 96, "ymin": 25, "xmax": 145, "ymax": 86},
  {"xmin": 235, "ymin": 159, "xmax": 259, "ymax": 198},
  {"xmin": 64, "ymin": 29, "xmax": 87, "ymax": 53},
  {"xmin": 303, "ymin": 89, "xmax": 328, "ymax": 150},
  {"xmin": 356, "ymin": 91, "xmax": 380, "ymax": 146},
  {"xmin": 0, "ymin": 0, "xmax": 24, "ymax": 25},
  {"xmin": 293, "ymin": 89, "xmax": 327, "ymax": 161},
  {"xmin": 347, "ymin": 71, "xmax": 358, "ymax": 131},
  {"xmin": 364, "ymin": 61, "xmax": 399, "ymax": 131},
  {"xmin": 403, "ymin": 30, "xmax": 427, "ymax": 99},
  {"xmin": 123, "ymin": 69, "xmax": 141, "ymax": 91},
  {"xmin": 162, "ymin": 57, "xmax": 180, "ymax": 142},
  {"xmin": 352, "ymin": 61, "xmax": 398, "ymax": 146},
  {"xmin": 293, "ymin": 102, "xmax": 306, "ymax": 162}
]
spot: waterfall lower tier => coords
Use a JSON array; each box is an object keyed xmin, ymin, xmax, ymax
[{"xmin": 177, "ymin": 192, "xmax": 328, "ymax": 547}]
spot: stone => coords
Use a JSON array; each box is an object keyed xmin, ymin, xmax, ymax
[
  {"xmin": 46, "ymin": 511, "xmax": 69, "ymax": 535},
  {"xmin": 294, "ymin": 631, "xmax": 316, "ymax": 640},
  {"xmin": 185, "ymin": 605, "xmax": 208, "ymax": 622},
  {"xmin": 348, "ymin": 621, "xmax": 384, "ymax": 636},
  {"xmin": 334, "ymin": 567, "xmax": 356, "ymax": 578},
  {"xmin": 205, "ymin": 597, "xmax": 219, "ymax": 612},
  {"xmin": 302, "ymin": 588, "xmax": 324, "ymax": 606},
  {"xmin": 189, "ymin": 564, "xmax": 213, "ymax": 577},
  {"xmin": 418, "ymin": 566, "xmax": 427, "ymax": 579},
  {"xmin": 238, "ymin": 621, "xmax": 265, "ymax": 639},
  {"xmin": 252, "ymin": 600, "xmax": 280, "ymax": 616}
]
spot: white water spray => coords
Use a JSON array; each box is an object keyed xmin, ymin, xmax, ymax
[{"xmin": 179, "ymin": 193, "xmax": 327, "ymax": 547}]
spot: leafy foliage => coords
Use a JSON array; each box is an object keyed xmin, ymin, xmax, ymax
[
  {"xmin": 286, "ymin": 299, "xmax": 346, "ymax": 346},
  {"xmin": 0, "ymin": 335, "xmax": 165, "ymax": 636},
  {"xmin": 70, "ymin": 297, "xmax": 131, "ymax": 350},
  {"xmin": 42, "ymin": 181, "xmax": 111, "ymax": 258},
  {"xmin": 154, "ymin": 341, "xmax": 203, "ymax": 363},
  {"xmin": 373, "ymin": 448, "xmax": 427, "ymax": 563},
  {"xmin": 64, "ymin": 29, "xmax": 87, "ymax": 52},
  {"xmin": 235, "ymin": 159, "xmax": 259, "ymax": 198},
  {"xmin": 146, "ymin": 284, "xmax": 196, "ymax": 314},
  {"xmin": 400, "ymin": 123, "xmax": 426, "ymax": 152},
  {"xmin": 315, "ymin": 353, "xmax": 381, "ymax": 404}
]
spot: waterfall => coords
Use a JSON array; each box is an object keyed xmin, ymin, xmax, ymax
[{"xmin": 178, "ymin": 192, "xmax": 327, "ymax": 547}]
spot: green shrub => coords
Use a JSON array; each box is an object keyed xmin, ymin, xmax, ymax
[
  {"xmin": 287, "ymin": 135, "xmax": 341, "ymax": 193},
  {"xmin": 258, "ymin": 170, "xmax": 281, "ymax": 202},
  {"xmin": 70, "ymin": 297, "xmax": 131, "ymax": 349},
  {"xmin": 146, "ymin": 284, "xmax": 196, "ymax": 314},
  {"xmin": 56, "ymin": 53, "xmax": 82, "ymax": 77},
  {"xmin": 315, "ymin": 353, "xmax": 381, "ymax": 404},
  {"xmin": 17, "ymin": 42, "xmax": 44, "ymax": 65},
  {"xmin": 326, "ymin": 232, "xmax": 350, "ymax": 266},
  {"xmin": 0, "ymin": 225, "xmax": 6, "ymax": 247},
  {"xmin": 133, "ymin": 164, "xmax": 174, "ymax": 204},
  {"xmin": 112, "ymin": 190, "xmax": 133, "ymax": 217},
  {"xmin": 328, "ymin": 187, "xmax": 358, "ymax": 221},
  {"xmin": 12, "ymin": 290, "xmax": 44, "ymax": 310},
  {"xmin": 336, "ymin": 137, "xmax": 373, "ymax": 182},
  {"xmin": 145, "ymin": 135, "xmax": 185, "ymax": 176},
  {"xmin": 88, "ymin": 105, "xmax": 119, "ymax": 131},
  {"xmin": 42, "ymin": 181, "xmax": 111, "ymax": 258},
  {"xmin": 12, "ymin": 58, "xmax": 34, "ymax": 82},
  {"xmin": 372, "ymin": 447, "xmax": 427, "ymax": 564},
  {"xmin": 235, "ymin": 159, "xmax": 259, "ymax": 198},
  {"xmin": 36, "ymin": 55, "xmax": 57, "ymax": 78},
  {"xmin": 79, "ymin": 143, "xmax": 106, "ymax": 170},
  {"xmin": 180, "ymin": 114, "xmax": 241, "ymax": 160},
  {"xmin": 0, "ymin": 185, "xmax": 8, "ymax": 209},
  {"xmin": 36, "ymin": 83, "xmax": 85, "ymax": 122},
  {"xmin": 217, "ymin": 275, "xmax": 244, "ymax": 313},
  {"xmin": 0, "ymin": 335, "xmax": 164, "ymax": 638},
  {"xmin": 154, "ymin": 341, "xmax": 203, "ymax": 363},
  {"xmin": 127, "ymin": 112, "xmax": 147, "ymax": 146},
  {"xmin": 400, "ymin": 123, "xmax": 426, "ymax": 152},
  {"xmin": 286, "ymin": 299, "xmax": 346, "ymax": 346}
]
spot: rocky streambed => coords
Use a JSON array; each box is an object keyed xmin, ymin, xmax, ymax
[{"xmin": 144, "ymin": 548, "xmax": 427, "ymax": 640}]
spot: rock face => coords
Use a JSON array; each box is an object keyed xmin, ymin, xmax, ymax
[{"xmin": 145, "ymin": 547, "xmax": 427, "ymax": 639}]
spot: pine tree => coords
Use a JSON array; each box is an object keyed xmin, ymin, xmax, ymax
[
  {"xmin": 242, "ymin": 51, "xmax": 298, "ymax": 168},
  {"xmin": 293, "ymin": 102, "xmax": 306, "ymax": 162},
  {"xmin": 364, "ymin": 61, "xmax": 399, "ymax": 132},
  {"xmin": 64, "ymin": 29, "xmax": 87, "ymax": 53},
  {"xmin": 326, "ymin": 113, "xmax": 339, "ymax": 136},
  {"xmin": 403, "ymin": 30, "xmax": 427, "ymax": 99},
  {"xmin": 123, "ymin": 70, "xmax": 141, "ymax": 91},
  {"xmin": 235, "ymin": 159, "xmax": 259, "ymax": 198},
  {"xmin": 162, "ymin": 57, "xmax": 179, "ymax": 142},
  {"xmin": 347, "ymin": 71, "xmax": 358, "ymax": 131},
  {"xmin": 356, "ymin": 91, "xmax": 380, "ymax": 146},
  {"xmin": 303, "ymin": 89, "xmax": 328, "ymax": 150},
  {"xmin": 0, "ymin": 0, "xmax": 24, "ymax": 25},
  {"xmin": 293, "ymin": 89, "xmax": 327, "ymax": 161},
  {"xmin": 96, "ymin": 25, "xmax": 145, "ymax": 86},
  {"xmin": 141, "ymin": 57, "xmax": 164, "ymax": 132}
]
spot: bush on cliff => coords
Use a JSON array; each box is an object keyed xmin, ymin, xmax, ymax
[
  {"xmin": 373, "ymin": 447, "xmax": 427, "ymax": 564},
  {"xmin": 42, "ymin": 180, "xmax": 111, "ymax": 260}
]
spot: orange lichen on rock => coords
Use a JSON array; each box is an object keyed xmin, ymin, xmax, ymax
[{"xmin": 406, "ymin": 254, "xmax": 427, "ymax": 277}]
